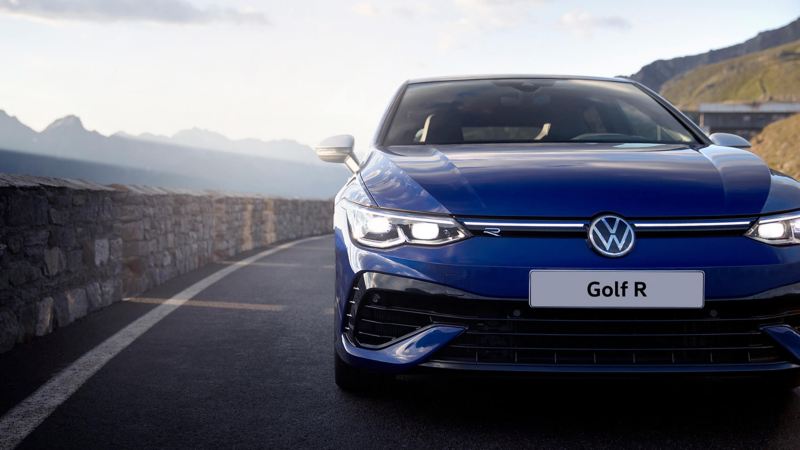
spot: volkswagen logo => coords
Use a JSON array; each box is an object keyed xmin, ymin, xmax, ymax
[{"xmin": 588, "ymin": 215, "xmax": 635, "ymax": 257}]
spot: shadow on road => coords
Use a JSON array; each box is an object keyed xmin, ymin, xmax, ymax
[{"xmin": 337, "ymin": 375, "xmax": 800, "ymax": 447}]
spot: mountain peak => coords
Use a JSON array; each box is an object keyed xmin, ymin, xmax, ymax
[
  {"xmin": 0, "ymin": 109, "xmax": 27, "ymax": 125},
  {"xmin": 0, "ymin": 109, "xmax": 37, "ymax": 139},
  {"xmin": 173, "ymin": 127, "xmax": 228, "ymax": 140},
  {"xmin": 44, "ymin": 115, "xmax": 86, "ymax": 133},
  {"xmin": 171, "ymin": 127, "xmax": 233, "ymax": 150}
]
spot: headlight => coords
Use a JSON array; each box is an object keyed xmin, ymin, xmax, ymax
[
  {"xmin": 746, "ymin": 212, "xmax": 800, "ymax": 245},
  {"xmin": 343, "ymin": 201, "xmax": 469, "ymax": 248}
]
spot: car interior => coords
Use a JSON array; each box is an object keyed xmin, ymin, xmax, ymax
[{"xmin": 385, "ymin": 79, "xmax": 695, "ymax": 146}]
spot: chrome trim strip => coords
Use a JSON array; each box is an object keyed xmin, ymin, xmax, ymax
[
  {"xmin": 462, "ymin": 221, "xmax": 585, "ymax": 228},
  {"xmin": 633, "ymin": 221, "xmax": 752, "ymax": 228}
]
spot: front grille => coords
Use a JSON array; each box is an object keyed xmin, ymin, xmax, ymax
[{"xmin": 348, "ymin": 290, "xmax": 800, "ymax": 367}]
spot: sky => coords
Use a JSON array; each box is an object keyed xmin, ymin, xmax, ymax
[{"xmin": 0, "ymin": 0, "xmax": 798, "ymax": 151}]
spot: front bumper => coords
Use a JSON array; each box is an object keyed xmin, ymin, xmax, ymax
[
  {"xmin": 333, "ymin": 201, "xmax": 800, "ymax": 376},
  {"xmin": 335, "ymin": 273, "xmax": 800, "ymax": 375}
]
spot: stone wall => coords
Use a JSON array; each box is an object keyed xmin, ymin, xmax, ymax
[
  {"xmin": 113, "ymin": 186, "xmax": 217, "ymax": 297},
  {"xmin": 0, "ymin": 174, "xmax": 333, "ymax": 353}
]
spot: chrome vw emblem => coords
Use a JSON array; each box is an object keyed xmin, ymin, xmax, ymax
[{"xmin": 588, "ymin": 215, "xmax": 635, "ymax": 257}]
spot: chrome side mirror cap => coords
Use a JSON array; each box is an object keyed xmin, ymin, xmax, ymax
[
  {"xmin": 314, "ymin": 135, "xmax": 359, "ymax": 173},
  {"xmin": 709, "ymin": 133, "xmax": 751, "ymax": 149}
]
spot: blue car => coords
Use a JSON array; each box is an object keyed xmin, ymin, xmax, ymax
[{"xmin": 314, "ymin": 75, "xmax": 800, "ymax": 391}]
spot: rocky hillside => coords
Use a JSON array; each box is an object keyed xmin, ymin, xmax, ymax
[
  {"xmin": 750, "ymin": 113, "xmax": 800, "ymax": 178},
  {"xmin": 629, "ymin": 17, "xmax": 800, "ymax": 91},
  {"xmin": 661, "ymin": 40, "xmax": 800, "ymax": 109}
]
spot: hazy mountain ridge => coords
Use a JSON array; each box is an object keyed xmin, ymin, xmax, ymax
[
  {"xmin": 0, "ymin": 147, "xmax": 209, "ymax": 189},
  {"xmin": 0, "ymin": 110, "xmax": 347, "ymax": 198},
  {"xmin": 661, "ymin": 39, "xmax": 800, "ymax": 109},
  {"xmin": 124, "ymin": 128, "xmax": 324, "ymax": 166},
  {"xmin": 0, "ymin": 110, "xmax": 39, "ymax": 152},
  {"xmin": 629, "ymin": 17, "xmax": 800, "ymax": 91}
]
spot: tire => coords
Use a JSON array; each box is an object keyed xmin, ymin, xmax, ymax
[{"xmin": 334, "ymin": 351, "xmax": 391, "ymax": 392}]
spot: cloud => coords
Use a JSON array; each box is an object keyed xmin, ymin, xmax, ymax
[
  {"xmin": 350, "ymin": 0, "xmax": 548, "ymax": 50},
  {"xmin": 560, "ymin": 10, "xmax": 631, "ymax": 36},
  {"xmin": 438, "ymin": 0, "xmax": 548, "ymax": 50},
  {"xmin": 452, "ymin": 0, "xmax": 547, "ymax": 29},
  {"xmin": 0, "ymin": 0, "xmax": 268, "ymax": 25},
  {"xmin": 351, "ymin": 2, "xmax": 378, "ymax": 17},
  {"xmin": 351, "ymin": 1, "xmax": 429, "ymax": 19}
]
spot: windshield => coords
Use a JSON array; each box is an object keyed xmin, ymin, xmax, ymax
[{"xmin": 382, "ymin": 79, "xmax": 699, "ymax": 146}]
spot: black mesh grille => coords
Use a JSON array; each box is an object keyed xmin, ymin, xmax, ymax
[{"xmin": 350, "ymin": 290, "xmax": 800, "ymax": 366}]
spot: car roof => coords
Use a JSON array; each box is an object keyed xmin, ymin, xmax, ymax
[{"xmin": 406, "ymin": 74, "xmax": 634, "ymax": 85}]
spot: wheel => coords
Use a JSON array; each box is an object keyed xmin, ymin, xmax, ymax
[{"xmin": 334, "ymin": 351, "xmax": 391, "ymax": 392}]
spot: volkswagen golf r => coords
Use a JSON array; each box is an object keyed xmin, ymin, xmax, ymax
[{"xmin": 314, "ymin": 75, "xmax": 800, "ymax": 391}]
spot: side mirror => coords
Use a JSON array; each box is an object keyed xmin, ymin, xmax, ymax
[
  {"xmin": 709, "ymin": 133, "xmax": 751, "ymax": 149},
  {"xmin": 314, "ymin": 135, "xmax": 359, "ymax": 173}
]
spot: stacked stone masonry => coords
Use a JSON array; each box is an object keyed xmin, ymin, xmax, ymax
[{"xmin": 0, "ymin": 174, "xmax": 333, "ymax": 353}]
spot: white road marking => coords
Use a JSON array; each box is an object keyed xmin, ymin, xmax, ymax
[
  {"xmin": 225, "ymin": 261, "xmax": 334, "ymax": 269},
  {"xmin": 0, "ymin": 236, "xmax": 324, "ymax": 450},
  {"xmin": 126, "ymin": 298, "xmax": 287, "ymax": 312}
]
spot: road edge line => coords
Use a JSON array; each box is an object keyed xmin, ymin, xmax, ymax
[{"xmin": 0, "ymin": 235, "xmax": 325, "ymax": 450}]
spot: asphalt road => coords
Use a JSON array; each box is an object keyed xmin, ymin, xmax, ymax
[{"xmin": 3, "ymin": 235, "xmax": 800, "ymax": 449}]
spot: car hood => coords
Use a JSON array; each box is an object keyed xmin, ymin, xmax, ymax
[{"xmin": 359, "ymin": 143, "xmax": 777, "ymax": 218}]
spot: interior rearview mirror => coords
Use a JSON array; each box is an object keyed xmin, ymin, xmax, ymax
[
  {"xmin": 709, "ymin": 133, "xmax": 751, "ymax": 149},
  {"xmin": 314, "ymin": 135, "xmax": 359, "ymax": 173}
]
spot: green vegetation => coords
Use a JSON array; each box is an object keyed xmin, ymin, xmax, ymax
[
  {"xmin": 750, "ymin": 114, "xmax": 800, "ymax": 177},
  {"xmin": 661, "ymin": 40, "xmax": 800, "ymax": 109}
]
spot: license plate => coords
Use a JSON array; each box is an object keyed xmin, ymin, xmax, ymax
[{"xmin": 529, "ymin": 270, "xmax": 704, "ymax": 309}]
